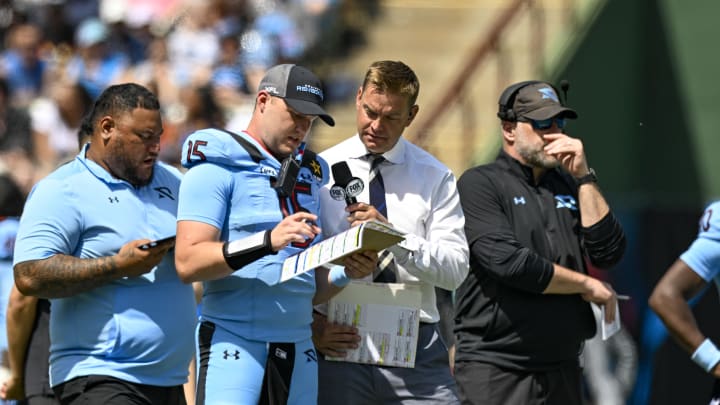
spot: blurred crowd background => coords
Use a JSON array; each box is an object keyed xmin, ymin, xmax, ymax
[{"xmin": 0, "ymin": 0, "xmax": 378, "ymax": 196}]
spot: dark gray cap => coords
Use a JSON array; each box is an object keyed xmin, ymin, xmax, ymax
[
  {"xmin": 258, "ymin": 64, "xmax": 335, "ymax": 126},
  {"xmin": 512, "ymin": 82, "xmax": 578, "ymax": 120}
]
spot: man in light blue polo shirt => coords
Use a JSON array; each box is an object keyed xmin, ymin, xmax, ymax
[{"xmin": 13, "ymin": 83, "xmax": 196, "ymax": 405}]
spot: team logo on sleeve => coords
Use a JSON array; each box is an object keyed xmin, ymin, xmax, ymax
[{"xmin": 701, "ymin": 208, "xmax": 713, "ymax": 232}]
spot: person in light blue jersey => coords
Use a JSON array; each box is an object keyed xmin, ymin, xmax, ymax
[
  {"xmin": 650, "ymin": 200, "xmax": 720, "ymax": 404},
  {"xmin": 174, "ymin": 64, "xmax": 377, "ymax": 405},
  {"xmin": 12, "ymin": 83, "xmax": 196, "ymax": 405}
]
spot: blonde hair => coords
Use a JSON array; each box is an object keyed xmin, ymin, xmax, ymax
[{"xmin": 361, "ymin": 60, "xmax": 420, "ymax": 107}]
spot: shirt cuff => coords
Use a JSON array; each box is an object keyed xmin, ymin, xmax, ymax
[{"xmin": 387, "ymin": 234, "xmax": 419, "ymax": 263}]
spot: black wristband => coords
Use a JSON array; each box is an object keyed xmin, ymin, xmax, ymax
[
  {"xmin": 576, "ymin": 168, "xmax": 597, "ymax": 185},
  {"xmin": 222, "ymin": 230, "xmax": 276, "ymax": 270}
]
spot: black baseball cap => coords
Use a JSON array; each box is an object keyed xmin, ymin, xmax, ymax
[
  {"xmin": 258, "ymin": 64, "xmax": 335, "ymax": 126},
  {"xmin": 510, "ymin": 82, "xmax": 578, "ymax": 120}
]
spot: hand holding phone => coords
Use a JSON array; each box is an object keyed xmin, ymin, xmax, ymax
[{"xmin": 139, "ymin": 236, "xmax": 176, "ymax": 250}]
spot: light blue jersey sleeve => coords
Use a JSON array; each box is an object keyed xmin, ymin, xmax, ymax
[
  {"xmin": 14, "ymin": 178, "xmax": 82, "ymax": 264},
  {"xmin": 177, "ymin": 162, "xmax": 232, "ymax": 230},
  {"xmin": 680, "ymin": 201, "xmax": 720, "ymax": 282}
]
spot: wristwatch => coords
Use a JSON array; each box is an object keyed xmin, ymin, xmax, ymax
[{"xmin": 576, "ymin": 168, "xmax": 597, "ymax": 185}]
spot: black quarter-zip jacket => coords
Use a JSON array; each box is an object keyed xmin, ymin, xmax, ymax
[{"xmin": 454, "ymin": 150, "xmax": 626, "ymax": 371}]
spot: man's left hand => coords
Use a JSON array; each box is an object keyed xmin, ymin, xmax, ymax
[{"xmin": 342, "ymin": 250, "xmax": 378, "ymax": 279}]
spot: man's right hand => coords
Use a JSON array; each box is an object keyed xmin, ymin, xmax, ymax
[
  {"xmin": 270, "ymin": 212, "xmax": 321, "ymax": 251},
  {"xmin": 311, "ymin": 312, "xmax": 361, "ymax": 357},
  {"xmin": 115, "ymin": 239, "xmax": 174, "ymax": 278},
  {"xmin": 345, "ymin": 202, "xmax": 389, "ymax": 227}
]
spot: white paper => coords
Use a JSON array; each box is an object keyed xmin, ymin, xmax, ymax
[
  {"xmin": 599, "ymin": 301, "xmax": 621, "ymax": 340},
  {"xmin": 280, "ymin": 220, "xmax": 404, "ymax": 282},
  {"xmin": 326, "ymin": 281, "xmax": 422, "ymax": 368}
]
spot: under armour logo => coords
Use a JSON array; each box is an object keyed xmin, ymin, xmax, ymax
[
  {"xmin": 108, "ymin": 196, "xmax": 119, "ymax": 203},
  {"xmin": 304, "ymin": 348, "xmax": 317, "ymax": 363},
  {"xmin": 275, "ymin": 347, "xmax": 287, "ymax": 360},
  {"xmin": 513, "ymin": 196, "xmax": 526, "ymax": 205},
  {"xmin": 555, "ymin": 195, "xmax": 578, "ymax": 210},
  {"xmin": 223, "ymin": 350, "xmax": 240, "ymax": 360},
  {"xmin": 154, "ymin": 186, "xmax": 175, "ymax": 200}
]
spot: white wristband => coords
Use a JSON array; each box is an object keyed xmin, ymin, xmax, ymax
[
  {"xmin": 329, "ymin": 266, "xmax": 351, "ymax": 287},
  {"xmin": 691, "ymin": 338, "xmax": 720, "ymax": 372}
]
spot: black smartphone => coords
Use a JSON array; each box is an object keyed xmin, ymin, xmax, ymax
[{"xmin": 139, "ymin": 236, "xmax": 176, "ymax": 250}]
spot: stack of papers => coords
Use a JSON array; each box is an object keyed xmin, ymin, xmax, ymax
[{"xmin": 326, "ymin": 281, "xmax": 422, "ymax": 368}]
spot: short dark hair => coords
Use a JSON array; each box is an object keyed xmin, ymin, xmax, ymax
[
  {"xmin": 87, "ymin": 83, "xmax": 160, "ymax": 132},
  {"xmin": 77, "ymin": 113, "xmax": 93, "ymax": 148}
]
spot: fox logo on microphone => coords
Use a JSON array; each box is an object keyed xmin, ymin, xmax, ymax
[
  {"xmin": 329, "ymin": 185, "xmax": 346, "ymax": 201},
  {"xmin": 329, "ymin": 179, "xmax": 364, "ymax": 203},
  {"xmin": 346, "ymin": 178, "xmax": 363, "ymax": 197},
  {"xmin": 330, "ymin": 161, "xmax": 365, "ymax": 205}
]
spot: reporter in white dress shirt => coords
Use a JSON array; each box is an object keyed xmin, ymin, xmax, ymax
[{"xmin": 312, "ymin": 60, "xmax": 469, "ymax": 405}]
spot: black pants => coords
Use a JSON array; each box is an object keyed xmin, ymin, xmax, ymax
[
  {"xmin": 52, "ymin": 375, "xmax": 186, "ymax": 405},
  {"xmin": 455, "ymin": 361, "xmax": 583, "ymax": 405},
  {"xmin": 22, "ymin": 396, "xmax": 60, "ymax": 405}
]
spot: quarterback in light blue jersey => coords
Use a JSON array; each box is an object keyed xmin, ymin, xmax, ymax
[
  {"xmin": 650, "ymin": 200, "xmax": 720, "ymax": 403},
  {"xmin": 13, "ymin": 83, "xmax": 196, "ymax": 405},
  {"xmin": 179, "ymin": 128, "xmax": 329, "ymax": 341},
  {"xmin": 175, "ymin": 64, "xmax": 376, "ymax": 405}
]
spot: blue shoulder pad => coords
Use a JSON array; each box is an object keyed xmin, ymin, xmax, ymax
[{"xmin": 181, "ymin": 128, "xmax": 265, "ymax": 169}]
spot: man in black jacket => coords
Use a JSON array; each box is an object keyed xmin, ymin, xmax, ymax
[{"xmin": 454, "ymin": 80, "xmax": 626, "ymax": 405}]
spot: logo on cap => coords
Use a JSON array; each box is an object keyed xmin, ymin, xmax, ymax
[
  {"xmin": 296, "ymin": 84, "xmax": 323, "ymax": 100},
  {"xmin": 263, "ymin": 85, "xmax": 279, "ymax": 95},
  {"xmin": 538, "ymin": 87, "xmax": 559, "ymax": 102}
]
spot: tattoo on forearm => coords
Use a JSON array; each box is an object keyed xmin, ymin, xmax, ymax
[{"xmin": 15, "ymin": 255, "xmax": 121, "ymax": 298}]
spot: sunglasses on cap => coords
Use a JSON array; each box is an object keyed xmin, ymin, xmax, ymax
[{"xmin": 518, "ymin": 117, "xmax": 565, "ymax": 130}]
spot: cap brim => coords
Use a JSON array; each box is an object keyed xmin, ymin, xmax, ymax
[
  {"xmin": 285, "ymin": 98, "xmax": 335, "ymax": 126},
  {"xmin": 523, "ymin": 105, "xmax": 578, "ymax": 120}
]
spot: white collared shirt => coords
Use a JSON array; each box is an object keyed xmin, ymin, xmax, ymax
[{"xmin": 318, "ymin": 135, "xmax": 469, "ymax": 322}]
